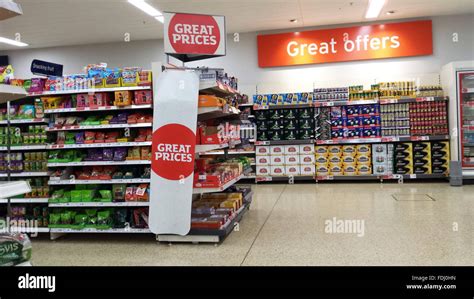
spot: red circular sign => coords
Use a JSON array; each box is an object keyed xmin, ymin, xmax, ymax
[
  {"xmin": 168, "ymin": 14, "xmax": 220, "ymax": 54},
  {"xmin": 151, "ymin": 124, "xmax": 196, "ymax": 180}
]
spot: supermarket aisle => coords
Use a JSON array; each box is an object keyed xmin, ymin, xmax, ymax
[{"xmin": 30, "ymin": 182, "xmax": 473, "ymax": 266}]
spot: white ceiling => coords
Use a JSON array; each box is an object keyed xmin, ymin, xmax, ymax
[{"xmin": 0, "ymin": 0, "xmax": 473, "ymax": 50}]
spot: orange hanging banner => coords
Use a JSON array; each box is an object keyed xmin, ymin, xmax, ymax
[{"xmin": 257, "ymin": 20, "xmax": 433, "ymax": 68}]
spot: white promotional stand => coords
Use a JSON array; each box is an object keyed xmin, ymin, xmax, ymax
[{"xmin": 150, "ymin": 63, "xmax": 251, "ymax": 243}]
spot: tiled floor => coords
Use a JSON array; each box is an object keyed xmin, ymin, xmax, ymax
[{"xmin": 30, "ymin": 182, "xmax": 473, "ymax": 266}]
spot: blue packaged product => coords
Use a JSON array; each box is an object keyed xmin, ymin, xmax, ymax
[
  {"xmin": 284, "ymin": 93, "xmax": 299, "ymax": 105},
  {"xmin": 331, "ymin": 128, "xmax": 346, "ymax": 139},
  {"xmin": 361, "ymin": 104, "xmax": 379, "ymax": 115},
  {"xmin": 346, "ymin": 116, "xmax": 362, "ymax": 127},
  {"xmin": 298, "ymin": 92, "xmax": 313, "ymax": 104},
  {"xmin": 362, "ymin": 126, "xmax": 381, "ymax": 138},
  {"xmin": 331, "ymin": 118, "xmax": 345, "ymax": 127},
  {"xmin": 330, "ymin": 106, "xmax": 345, "ymax": 118},
  {"xmin": 345, "ymin": 105, "xmax": 360, "ymax": 116},
  {"xmin": 346, "ymin": 128, "xmax": 363, "ymax": 138},
  {"xmin": 254, "ymin": 94, "xmax": 269, "ymax": 106},
  {"xmin": 362, "ymin": 116, "xmax": 381, "ymax": 126},
  {"xmin": 269, "ymin": 93, "xmax": 283, "ymax": 105}
]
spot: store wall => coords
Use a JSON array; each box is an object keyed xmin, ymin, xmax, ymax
[{"xmin": 2, "ymin": 14, "xmax": 473, "ymax": 96}]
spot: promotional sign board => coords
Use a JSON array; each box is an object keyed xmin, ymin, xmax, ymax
[
  {"xmin": 149, "ymin": 65, "xmax": 199, "ymax": 235},
  {"xmin": 257, "ymin": 20, "xmax": 433, "ymax": 68},
  {"xmin": 164, "ymin": 12, "xmax": 226, "ymax": 62},
  {"xmin": 30, "ymin": 59, "xmax": 63, "ymax": 77}
]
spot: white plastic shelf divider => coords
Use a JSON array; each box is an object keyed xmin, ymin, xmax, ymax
[
  {"xmin": 49, "ymin": 178, "xmax": 150, "ymax": 185},
  {"xmin": 49, "ymin": 202, "xmax": 149, "ymax": 207},
  {"xmin": 47, "ymin": 141, "xmax": 151, "ymax": 149},
  {"xmin": 0, "ymin": 198, "xmax": 49, "ymax": 204},
  {"xmin": 47, "ymin": 160, "xmax": 151, "ymax": 167},
  {"xmin": 193, "ymin": 173, "xmax": 243, "ymax": 194},
  {"xmin": 0, "ymin": 181, "xmax": 31, "ymax": 198},
  {"xmin": 46, "ymin": 123, "xmax": 152, "ymax": 131},
  {"xmin": 50, "ymin": 228, "xmax": 151, "ymax": 233},
  {"xmin": 0, "ymin": 85, "xmax": 28, "ymax": 104},
  {"xmin": 44, "ymin": 104, "xmax": 152, "ymax": 114},
  {"xmin": 29, "ymin": 86, "xmax": 151, "ymax": 96},
  {"xmin": 0, "ymin": 118, "xmax": 49, "ymax": 124},
  {"xmin": 0, "ymin": 145, "xmax": 47, "ymax": 151},
  {"xmin": 0, "ymin": 172, "xmax": 49, "ymax": 177}
]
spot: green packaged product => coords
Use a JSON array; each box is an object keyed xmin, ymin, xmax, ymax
[
  {"xmin": 99, "ymin": 190, "xmax": 112, "ymax": 202},
  {"xmin": 50, "ymin": 189, "xmax": 64, "ymax": 203},
  {"xmin": 74, "ymin": 214, "xmax": 89, "ymax": 227},
  {"xmin": 0, "ymin": 234, "xmax": 32, "ymax": 266},
  {"xmin": 60, "ymin": 211, "xmax": 73, "ymax": 225},
  {"xmin": 49, "ymin": 213, "xmax": 61, "ymax": 226},
  {"xmin": 71, "ymin": 190, "xmax": 82, "ymax": 202},
  {"xmin": 97, "ymin": 210, "xmax": 112, "ymax": 228}
]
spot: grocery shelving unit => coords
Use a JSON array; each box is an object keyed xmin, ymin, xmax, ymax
[
  {"xmin": 254, "ymin": 96, "xmax": 450, "ymax": 183},
  {"xmin": 0, "ymin": 85, "xmax": 50, "ymax": 235},
  {"xmin": 38, "ymin": 85, "xmax": 154, "ymax": 239}
]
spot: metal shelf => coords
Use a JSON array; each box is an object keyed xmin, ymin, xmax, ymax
[
  {"xmin": 0, "ymin": 172, "xmax": 49, "ymax": 177},
  {"xmin": 254, "ymin": 103, "xmax": 312, "ymax": 110},
  {"xmin": 0, "ymin": 198, "xmax": 49, "ymax": 204},
  {"xmin": 0, "ymin": 145, "xmax": 47, "ymax": 151},
  {"xmin": 256, "ymin": 175, "xmax": 315, "ymax": 182},
  {"xmin": 44, "ymin": 104, "xmax": 152, "ymax": 114},
  {"xmin": 379, "ymin": 96, "xmax": 448, "ymax": 104},
  {"xmin": 47, "ymin": 141, "xmax": 151, "ymax": 149},
  {"xmin": 29, "ymin": 86, "xmax": 151, "ymax": 97},
  {"xmin": 198, "ymin": 106, "xmax": 240, "ymax": 121},
  {"xmin": 193, "ymin": 173, "xmax": 243, "ymax": 194},
  {"xmin": 49, "ymin": 178, "xmax": 150, "ymax": 185},
  {"xmin": 315, "ymin": 135, "xmax": 450, "ymax": 145},
  {"xmin": 313, "ymin": 99, "xmax": 378, "ymax": 107},
  {"xmin": 50, "ymin": 228, "xmax": 151, "ymax": 233},
  {"xmin": 49, "ymin": 201, "xmax": 149, "ymax": 207},
  {"xmin": 255, "ymin": 140, "xmax": 313, "ymax": 146},
  {"xmin": 10, "ymin": 227, "xmax": 50, "ymax": 233},
  {"xmin": 199, "ymin": 80, "xmax": 238, "ymax": 98},
  {"xmin": 47, "ymin": 160, "xmax": 151, "ymax": 167},
  {"xmin": 158, "ymin": 202, "xmax": 251, "ymax": 243},
  {"xmin": 199, "ymin": 150, "xmax": 255, "ymax": 155},
  {"xmin": 0, "ymin": 118, "xmax": 49, "ymax": 124},
  {"xmin": 46, "ymin": 123, "xmax": 152, "ymax": 131}
]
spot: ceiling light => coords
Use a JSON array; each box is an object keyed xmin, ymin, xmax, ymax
[
  {"xmin": 290, "ymin": 19, "xmax": 298, "ymax": 23},
  {"xmin": 386, "ymin": 10, "xmax": 395, "ymax": 15},
  {"xmin": 155, "ymin": 16, "xmax": 164, "ymax": 23},
  {"xmin": 365, "ymin": 0, "xmax": 386, "ymax": 19},
  {"xmin": 128, "ymin": 0, "xmax": 162, "ymax": 17},
  {"xmin": 0, "ymin": 36, "xmax": 28, "ymax": 47}
]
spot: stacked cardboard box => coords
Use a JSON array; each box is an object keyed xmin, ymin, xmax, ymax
[{"xmin": 256, "ymin": 145, "xmax": 315, "ymax": 177}]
